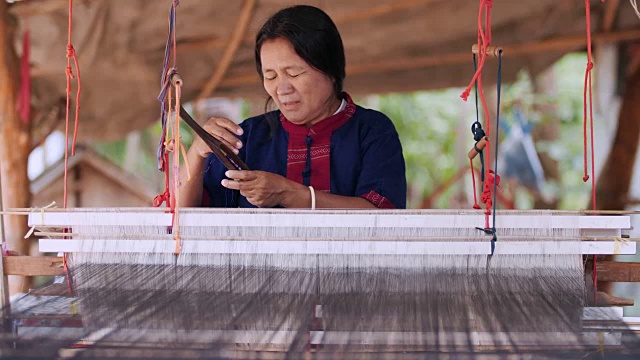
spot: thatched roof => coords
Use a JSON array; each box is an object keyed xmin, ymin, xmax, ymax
[{"xmin": 10, "ymin": 0, "xmax": 640, "ymax": 140}]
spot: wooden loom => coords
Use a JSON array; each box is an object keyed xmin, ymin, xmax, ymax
[
  {"xmin": 0, "ymin": 3, "xmax": 639, "ymax": 358},
  {"xmin": 1, "ymin": 207, "xmax": 639, "ymax": 355},
  {"xmin": 2, "ymin": 50, "xmax": 639, "ymax": 360}
]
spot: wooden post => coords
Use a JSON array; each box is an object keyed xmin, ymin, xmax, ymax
[
  {"xmin": 593, "ymin": 65, "xmax": 640, "ymax": 210},
  {"xmin": 0, "ymin": 148, "xmax": 10, "ymax": 331},
  {"xmin": 0, "ymin": 1, "xmax": 32, "ymax": 294},
  {"xmin": 590, "ymin": 56, "xmax": 640, "ymax": 296}
]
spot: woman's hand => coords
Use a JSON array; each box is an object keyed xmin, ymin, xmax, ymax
[
  {"xmin": 220, "ymin": 170, "xmax": 378, "ymax": 209},
  {"xmin": 221, "ymin": 170, "xmax": 304, "ymax": 208},
  {"xmin": 192, "ymin": 117, "xmax": 244, "ymax": 159}
]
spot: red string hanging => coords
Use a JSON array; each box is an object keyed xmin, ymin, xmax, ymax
[
  {"xmin": 582, "ymin": 0, "xmax": 602, "ymax": 212},
  {"xmin": 154, "ymin": 1, "xmax": 180, "ymax": 210},
  {"xmin": 62, "ymin": 0, "xmax": 81, "ymax": 297},
  {"xmin": 63, "ymin": 0, "xmax": 82, "ymax": 209},
  {"xmin": 583, "ymin": 0, "xmax": 606, "ymax": 303},
  {"xmin": 462, "ymin": 0, "xmax": 495, "ymax": 225}
]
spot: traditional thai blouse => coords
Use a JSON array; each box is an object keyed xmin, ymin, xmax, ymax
[{"xmin": 202, "ymin": 93, "xmax": 406, "ymax": 208}]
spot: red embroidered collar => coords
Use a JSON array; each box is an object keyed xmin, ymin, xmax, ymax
[{"xmin": 280, "ymin": 92, "xmax": 356, "ymax": 135}]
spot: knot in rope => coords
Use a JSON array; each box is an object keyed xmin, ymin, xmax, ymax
[
  {"xmin": 481, "ymin": 187, "xmax": 493, "ymax": 209},
  {"xmin": 471, "ymin": 122, "xmax": 486, "ymax": 142},
  {"xmin": 460, "ymin": 89, "xmax": 471, "ymax": 102},
  {"xmin": 158, "ymin": 67, "xmax": 178, "ymax": 103},
  {"xmin": 66, "ymin": 44, "xmax": 75, "ymax": 58},
  {"xmin": 65, "ymin": 66, "xmax": 74, "ymax": 80},
  {"xmin": 481, "ymin": 170, "xmax": 500, "ymax": 212},
  {"xmin": 586, "ymin": 61, "xmax": 594, "ymax": 71},
  {"xmin": 482, "ymin": 0, "xmax": 493, "ymax": 8},
  {"xmin": 583, "ymin": 174, "xmax": 590, "ymax": 182},
  {"xmin": 153, "ymin": 190, "xmax": 171, "ymax": 207}
]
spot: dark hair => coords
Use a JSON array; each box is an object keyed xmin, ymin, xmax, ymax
[{"xmin": 255, "ymin": 5, "xmax": 346, "ymax": 100}]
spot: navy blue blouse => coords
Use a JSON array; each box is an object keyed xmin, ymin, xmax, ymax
[{"xmin": 202, "ymin": 105, "xmax": 407, "ymax": 208}]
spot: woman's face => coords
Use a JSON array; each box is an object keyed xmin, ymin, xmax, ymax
[{"xmin": 260, "ymin": 37, "xmax": 339, "ymax": 127}]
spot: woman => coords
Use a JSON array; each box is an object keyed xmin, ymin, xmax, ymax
[{"xmin": 180, "ymin": 5, "xmax": 406, "ymax": 209}]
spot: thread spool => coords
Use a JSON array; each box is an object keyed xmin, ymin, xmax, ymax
[
  {"xmin": 471, "ymin": 44, "xmax": 503, "ymax": 57},
  {"xmin": 468, "ymin": 136, "xmax": 489, "ymax": 160}
]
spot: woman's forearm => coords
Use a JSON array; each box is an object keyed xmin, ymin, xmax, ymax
[
  {"xmin": 178, "ymin": 146, "xmax": 209, "ymax": 207},
  {"xmin": 281, "ymin": 182, "xmax": 376, "ymax": 209}
]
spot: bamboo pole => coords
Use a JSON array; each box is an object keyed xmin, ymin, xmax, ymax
[{"xmin": 196, "ymin": 0, "xmax": 255, "ymax": 101}]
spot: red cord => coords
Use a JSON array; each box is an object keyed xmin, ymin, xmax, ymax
[
  {"xmin": 582, "ymin": 62, "xmax": 591, "ymax": 184},
  {"xmin": 481, "ymin": 170, "xmax": 499, "ymax": 228},
  {"xmin": 63, "ymin": 0, "xmax": 81, "ymax": 207},
  {"xmin": 153, "ymin": 155, "xmax": 172, "ymax": 208},
  {"xmin": 154, "ymin": 1, "xmax": 180, "ymax": 211},
  {"xmin": 463, "ymin": 0, "xmax": 495, "ymax": 215},
  {"xmin": 62, "ymin": 0, "xmax": 81, "ymax": 296},
  {"xmin": 588, "ymin": 74, "xmax": 597, "ymax": 210},
  {"xmin": 584, "ymin": 0, "xmax": 606, "ymax": 302},
  {"xmin": 582, "ymin": 0, "xmax": 599, "ymax": 209},
  {"xmin": 62, "ymin": 252, "xmax": 74, "ymax": 296}
]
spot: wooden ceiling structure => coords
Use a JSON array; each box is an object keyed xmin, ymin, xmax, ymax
[{"xmin": 6, "ymin": 0, "xmax": 640, "ymax": 141}]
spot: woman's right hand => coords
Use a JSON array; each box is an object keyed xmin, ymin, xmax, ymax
[{"xmin": 192, "ymin": 117, "xmax": 244, "ymax": 159}]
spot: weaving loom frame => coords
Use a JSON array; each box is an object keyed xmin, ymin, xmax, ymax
[
  {"xmin": 0, "ymin": 210, "xmax": 638, "ymax": 357},
  {"xmin": 27, "ymin": 208, "xmax": 635, "ymax": 256}
]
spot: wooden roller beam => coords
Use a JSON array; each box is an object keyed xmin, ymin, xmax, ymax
[
  {"xmin": 5, "ymin": 259, "xmax": 639, "ymax": 283},
  {"xmin": 3, "ymin": 256, "xmax": 64, "ymax": 276},
  {"xmin": 597, "ymin": 261, "xmax": 640, "ymax": 282}
]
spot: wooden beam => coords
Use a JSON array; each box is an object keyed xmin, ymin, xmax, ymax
[
  {"xmin": 235, "ymin": 0, "xmax": 441, "ymax": 49},
  {"xmin": 597, "ymin": 261, "xmax": 640, "ymax": 282},
  {"xmin": 333, "ymin": 0, "xmax": 438, "ymax": 24},
  {"xmin": 196, "ymin": 0, "xmax": 255, "ymax": 101},
  {"xmin": 7, "ymin": 258, "xmax": 640, "ymax": 283},
  {"xmin": 602, "ymin": 0, "xmax": 620, "ymax": 33},
  {"xmin": 8, "ymin": 0, "xmax": 100, "ymax": 17},
  {"xmin": 3, "ymin": 256, "xmax": 64, "ymax": 276},
  {"xmin": 596, "ymin": 291, "xmax": 635, "ymax": 306},
  {"xmin": 8, "ymin": 258, "xmax": 637, "ymax": 280},
  {"xmin": 177, "ymin": 37, "xmax": 227, "ymax": 52},
  {"xmin": 219, "ymin": 28, "xmax": 640, "ymax": 88}
]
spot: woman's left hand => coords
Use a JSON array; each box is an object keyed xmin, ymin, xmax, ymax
[{"xmin": 221, "ymin": 170, "xmax": 301, "ymax": 208}]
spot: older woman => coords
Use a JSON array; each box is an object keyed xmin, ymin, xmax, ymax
[{"xmin": 180, "ymin": 5, "xmax": 406, "ymax": 209}]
